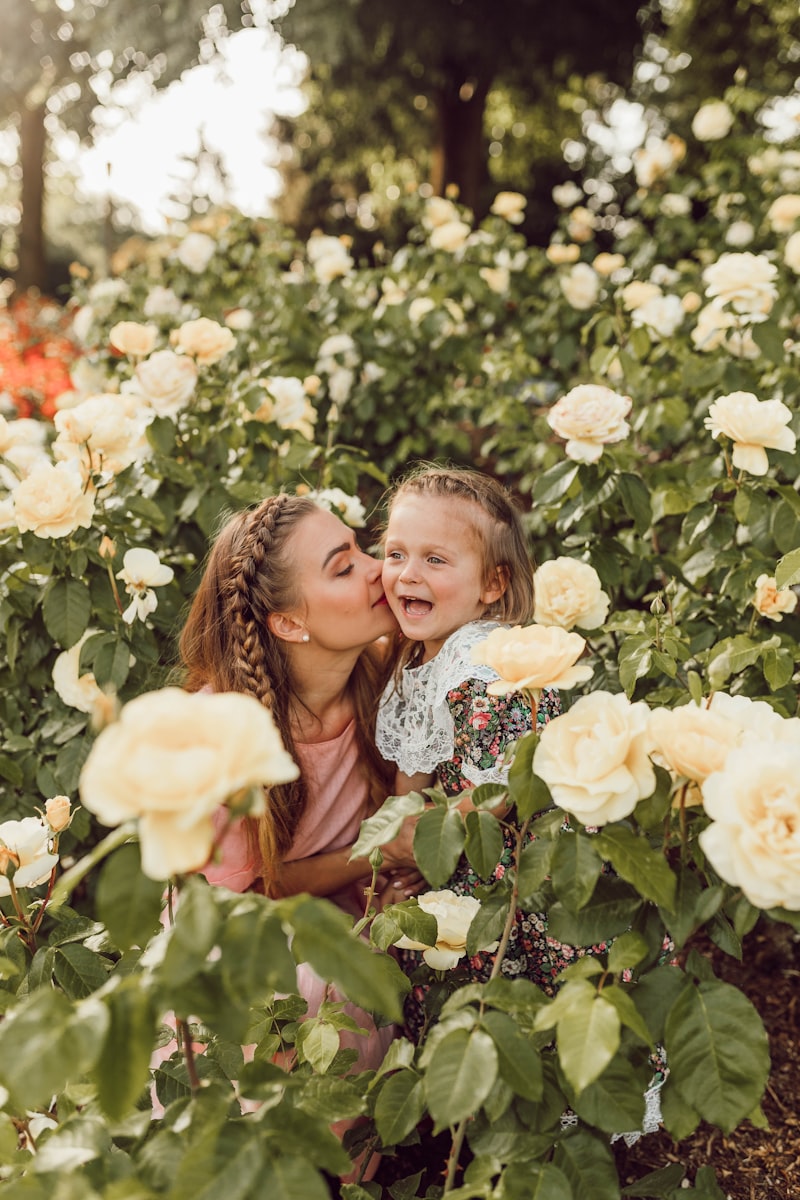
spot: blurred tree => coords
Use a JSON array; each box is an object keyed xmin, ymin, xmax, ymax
[
  {"xmin": 0, "ymin": 0, "xmax": 262, "ymax": 292},
  {"xmin": 271, "ymin": 0, "xmax": 655, "ymax": 245}
]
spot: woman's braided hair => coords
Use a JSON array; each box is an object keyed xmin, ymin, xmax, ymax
[{"xmin": 179, "ymin": 493, "xmax": 393, "ymax": 886}]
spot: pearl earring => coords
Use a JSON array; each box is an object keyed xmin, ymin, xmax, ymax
[{"xmin": 301, "ymin": 633, "xmax": 310, "ymax": 643}]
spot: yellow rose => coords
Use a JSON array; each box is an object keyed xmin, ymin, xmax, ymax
[
  {"xmin": 767, "ymin": 194, "xmax": 800, "ymax": 234},
  {"xmin": 699, "ymin": 744, "xmax": 800, "ymax": 909},
  {"xmin": 534, "ymin": 691, "xmax": 655, "ymax": 826},
  {"xmin": 560, "ymin": 263, "xmax": 600, "ymax": 310},
  {"xmin": 547, "ymin": 384, "xmax": 632, "ymax": 463},
  {"xmin": 471, "ymin": 624, "xmax": 592, "ymax": 697},
  {"xmin": 703, "ymin": 390, "xmax": 795, "ymax": 476},
  {"xmin": 79, "ymin": 687, "xmax": 299, "ymax": 880},
  {"xmin": 13, "ymin": 461, "xmax": 96, "ymax": 539},
  {"xmin": 648, "ymin": 704, "xmax": 741, "ymax": 785},
  {"xmin": 172, "ymin": 318, "xmax": 236, "ymax": 365},
  {"xmin": 54, "ymin": 393, "xmax": 152, "ymax": 478},
  {"xmin": 394, "ymin": 890, "xmax": 498, "ymax": 969},
  {"xmin": 533, "ymin": 558, "xmax": 610, "ymax": 631},
  {"xmin": 752, "ymin": 574, "xmax": 798, "ymax": 621},
  {"xmin": 109, "ymin": 321, "xmax": 158, "ymax": 358}
]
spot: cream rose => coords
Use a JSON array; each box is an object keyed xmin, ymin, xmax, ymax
[
  {"xmin": 620, "ymin": 280, "xmax": 662, "ymax": 311},
  {"xmin": 423, "ymin": 196, "xmax": 461, "ymax": 228},
  {"xmin": 224, "ymin": 307, "xmax": 254, "ymax": 331},
  {"xmin": 560, "ymin": 263, "xmax": 600, "ymax": 310},
  {"xmin": 252, "ymin": 376, "xmax": 317, "ymax": 440},
  {"xmin": 753, "ymin": 574, "xmax": 798, "ymax": 621},
  {"xmin": 109, "ymin": 321, "xmax": 158, "ymax": 358},
  {"xmin": 307, "ymin": 487, "xmax": 366, "ymax": 528},
  {"xmin": 648, "ymin": 704, "xmax": 741, "ymax": 785},
  {"xmin": 534, "ymin": 691, "xmax": 656, "ymax": 826},
  {"xmin": 533, "ymin": 558, "xmax": 610, "ymax": 631},
  {"xmin": 702, "ymin": 252, "xmax": 778, "ymax": 317},
  {"xmin": 0, "ymin": 817, "xmax": 59, "ymax": 894},
  {"xmin": 316, "ymin": 333, "xmax": 359, "ymax": 372},
  {"xmin": 552, "ymin": 181, "xmax": 583, "ymax": 208},
  {"xmin": 633, "ymin": 136, "xmax": 685, "ymax": 187},
  {"xmin": 175, "ymin": 231, "xmax": 216, "ymax": 273},
  {"xmin": 691, "ymin": 302, "xmax": 736, "ymax": 352},
  {"xmin": 784, "ymin": 231, "xmax": 800, "ymax": 274},
  {"xmin": 53, "ymin": 393, "xmax": 151, "ymax": 477},
  {"xmin": 547, "ymin": 384, "xmax": 632, "ymax": 463},
  {"xmin": 52, "ymin": 631, "xmax": 105, "ymax": 714},
  {"xmin": 699, "ymin": 744, "xmax": 800, "ymax": 910},
  {"xmin": 430, "ymin": 220, "xmax": 471, "ymax": 252},
  {"xmin": 703, "ymin": 390, "xmax": 796, "ymax": 476},
  {"xmin": 707, "ymin": 692, "xmax": 800, "ymax": 745},
  {"xmin": 306, "ymin": 234, "xmax": 354, "ymax": 283},
  {"xmin": 172, "ymin": 318, "xmax": 236, "ymax": 365},
  {"xmin": 408, "ymin": 296, "xmax": 437, "ymax": 324},
  {"xmin": 132, "ymin": 349, "xmax": 198, "ymax": 417},
  {"xmin": 13, "ymin": 461, "xmax": 95, "ymax": 539},
  {"xmin": 471, "ymin": 623, "xmax": 592, "ymax": 697},
  {"xmin": 691, "ymin": 100, "xmax": 734, "ymax": 141},
  {"xmin": 631, "ymin": 293, "xmax": 684, "ymax": 339},
  {"xmin": 44, "ymin": 796, "xmax": 72, "ymax": 833},
  {"xmin": 143, "ymin": 286, "xmax": 182, "ymax": 318},
  {"xmin": 479, "ymin": 266, "xmax": 510, "ymax": 294},
  {"xmin": 767, "ymin": 194, "xmax": 800, "ymax": 234},
  {"xmin": 546, "ymin": 242, "xmax": 581, "ymax": 265},
  {"xmin": 79, "ymin": 687, "xmax": 299, "ymax": 880},
  {"xmin": 394, "ymin": 890, "xmax": 498, "ymax": 970},
  {"xmin": 490, "ymin": 191, "xmax": 527, "ymax": 223},
  {"xmin": 592, "ymin": 253, "xmax": 626, "ymax": 278},
  {"xmin": 660, "ymin": 193, "xmax": 692, "ymax": 217},
  {"xmin": 567, "ymin": 206, "xmax": 596, "ymax": 243}
]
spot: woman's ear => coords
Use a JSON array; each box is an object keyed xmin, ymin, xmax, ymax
[
  {"xmin": 480, "ymin": 564, "xmax": 509, "ymax": 606},
  {"xmin": 267, "ymin": 611, "xmax": 307, "ymax": 643}
]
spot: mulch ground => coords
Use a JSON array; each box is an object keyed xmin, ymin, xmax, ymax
[{"xmin": 371, "ymin": 919, "xmax": 800, "ymax": 1199}]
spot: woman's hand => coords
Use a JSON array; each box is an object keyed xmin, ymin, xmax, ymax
[{"xmin": 379, "ymin": 814, "xmax": 420, "ymax": 869}]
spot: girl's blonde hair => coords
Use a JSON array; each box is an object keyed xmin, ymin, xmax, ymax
[
  {"xmin": 386, "ymin": 465, "xmax": 535, "ymax": 664},
  {"xmin": 179, "ymin": 493, "xmax": 393, "ymax": 885}
]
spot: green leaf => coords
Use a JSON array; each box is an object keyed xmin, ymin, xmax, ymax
[
  {"xmin": 599, "ymin": 985, "xmax": 654, "ymax": 1047},
  {"xmin": 0, "ymin": 989, "xmax": 106, "ymax": 1108},
  {"xmin": 775, "ymin": 546, "xmax": 800, "ymax": 589},
  {"xmin": 762, "ymin": 645, "xmax": 794, "ymax": 691},
  {"xmin": 621, "ymin": 1163, "xmax": 686, "ymax": 1196},
  {"xmin": 501, "ymin": 1161, "xmax": 572, "ymax": 1200},
  {"xmin": 374, "ymin": 1069, "xmax": 426, "ymax": 1144},
  {"xmin": 465, "ymin": 887, "xmax": 511, "ymax": 956},
  {"xmin": 592, "ymin": 826, "xmax": 676, "ymax": 910},
  {"xmin": 425, "ymin": 1027, "xmax": 498, "ymax": 1129},
  {"xmin": 752, "ymin": 318, "xmax": 785, "ymax": 364},
  {"xmin": 557, "ymin": 992, "xmax": 620, "ymax": 1093},
  {"xmin": 295, "ymin": 1019, "xmax": 340, "ymax": 1073},
  {"xmin": 533, "ymin": 460, "xmax": 580, "ymax": 506},
  {"xmin": 664, "ymin": 978, "xmax": 770, "ymax": 1132},
  {"xmin": 551, "ymin": 832, "xmax": 603, "ymax": 911},
  {"xmin": 706, "ymin": 633, "xmax": 772, "ymax": 690},
  {"xmin": 162, "ymin": 877, "xmax": 222, "ymax": 988},
  {"xmin": 547, "ymin": 876, "xmax": 643, "ymax": 947},
  {"xmin": 553, "ymin": 1128, "xmax": 620, "ymax": 1200},
  {"xmin": 96, "ymin": 842, "xmax": 165, "ymax": 952},
  {"xmin": 413, "ymin": 805, "xmax": 466, "ymax": 887},
  {"xmin": 617, "ymin": 473, "xmax": 652, "ymax": 534},
  {"xmin": 92, "ymin": 636, "xmax": 133, "ymax": 690},
  {"xmin": 607, "ymin": 931, "xmax": 650, "ymax": 974},
  {"xmin": 95, "ymin": 979, "xmax": 157, "ymax": 1119},
  {"xmin": 220, "ymin": 899, "xmax": 299, "ymax": 997},
  {"xmin": 481, "ymin": 1009, "xmax": 543, "ymax": 1101},
  {"xmin": 53, "ymin": 942, "xmax": 110, "ymax": 998},
  {"xmin": 567, "ymin": 1055, "xmax": 649, "ymax": 1135},
  {"xmin": 259, "ymin": 1157, "xmax": 334, "ymax": 1200},
  {"xmin": 618, "ymin": 635, "xmax": 653, "ymax": 698},
  {"xmin": 42, "ymin": 577, "xmax": 91, "ymax": 649},
  {"xmin": 350, "ymin": 791, "xmax": 426, "ymax": 859},
  {"xmin": 464, "ymin": 809, "xmax": 504, "ymax": 880},
  {"xmin": 387, "ymin": 900, "xmax": 438, "ymax": 947},
  {"xmin": 516, "ymin": 837, "xmax": 556, "ymax": 903}
]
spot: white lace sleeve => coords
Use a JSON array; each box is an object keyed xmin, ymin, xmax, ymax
[{"xmin": 375, "ymin": 621, "xmax": 505, "ymax": 776}]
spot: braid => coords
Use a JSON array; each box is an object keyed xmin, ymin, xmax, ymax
[{"xmin": 229, "ymin": 496, "xmax": 289, "ymax": 708}]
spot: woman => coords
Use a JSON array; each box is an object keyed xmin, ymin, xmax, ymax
[{"xmin": 170, "ymin": 493, "xmax": 419, "ymax": 1175}]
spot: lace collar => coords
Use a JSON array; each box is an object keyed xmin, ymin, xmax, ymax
[{"xmin": 376, "ymin": 620, "xmax": 505, "ymax": 776}]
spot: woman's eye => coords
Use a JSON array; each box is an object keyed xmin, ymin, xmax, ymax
[{"xmin": 336, "ymin": 563, "xmax": 354, "ymax": 577}]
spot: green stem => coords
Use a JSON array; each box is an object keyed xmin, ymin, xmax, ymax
[
  {"xmin": 176, "ymin": 1018, "xmax": 201, "ymax": 1091},
  {"xmin": 488, "ymin": 818, "xmax": 529, "ymax": 983},
  {"xmin": 444, "ymin": 1118, "xmax": 470, "ymax": 1192}
]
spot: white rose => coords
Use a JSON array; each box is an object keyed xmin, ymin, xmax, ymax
[
  {"xmin": 131, "ymin": 349, "xmax": 198, "ymax": 417},
  {"xmin": 707, "ymin": 692, "xmax": 800, "ymax": 744},
  {"xmin": 394, "ymin": 890, "xmax": 498, "ymax": 970},
  {"xmin": 752, "ymin": 574, "xmax": 798, "ymax": 621},
  {"xmin": 143, "ymin": 286, "xmax": 182, "ymax": 318},
  {"xmin": 566, "ymin": 206, "xmax": 596, "ymax": 243},
  {"xmin": 631, "ymin": 293, "xmax": 684, "ymax": 339},
  {"xmin": 534, "ymin": 691, "xmax": 656, "ymax": 826},
  {"xmin": 660, "ymin": 193, "xmax": 692, "ymax": 217},
  {"xmin": 648, "ymin": 704, "xmax": 741, "ymax": 785},
  {"xmin": 308, "ymin": 487, "xmax": 366, "ymax": 528},
  {"xmin": 547, "ymin": 384, "xmax": 632, "ymax": 463},
  {"xmin": 620, "ymin": 281, "xmax": 662, "ymax": 311},
  {"xmin": 172, "ymin": 318, "xmax": 236, "ymax": 365},
  {"xmin": 13, "ymin": 460, "xmax": 95, "ymax": 539},
  {"xmin": 633, "ymin": 139, "xmax": 678, "ymax": 188},
  {"xmin": 71, "ymin": 305, "xmax": 96, "ymax": 344},
  {"xmin": 702, "ymin": 252, "xmax": 778, "ymax": 317},
  {"xmin": 691, "ymin": 100, "xmax": 734, "ymax": 141},
  {"xmin": 691, "ymin": 302, "xmax": 736, "ymax": 352},
  {"xmin": 767, "ymin": 194, "xmax": 800, "ymax": 234},
  {"xmin": 471, "ymin": 623, "xmax": 592, "ymax": 697},
  {"xmin": 533, "ymin": 558, "xmax": 610, "ymax": 631},
  {"xmin": 0, "ymin": 417, "xmax": 47, "ymax": 453},
  {"xmin": 316, "ymin": 333, "xmax": 359, "ymax": 372},
  {"xmin": 561, "ymin": 262, "xmax": 600, "ymax": 310},
  {"xmin": 116, "ymin": 547, "xmax": 174, "ymax": 625},
  {"xmin": 704, "ymin": 391, "xmax": 795, "ymax": 476},
  {"xmin": 307, "ymin": 234, "xmax": 354, "ymax": 283},
  {"xmin": 423, "ymin": 196, "xmax": 461, "ymax": 228},
  {"xmin": 0, "ymin": 495, "xmax": 15, "ymax": 530},
  {"xmin": 490, "ymin": 191, "xmax": 527, "ymax": 223},
  {"xmin": 699, "ymin": 744, "xmax": 800, "ymax": 909},
  {"xmin": 0, "ymin": 817, "xmax": 59, "ymax": 894},
  {"xmin": 725, "ymin": 220, "xmax": 755, "ymax": 248},
  {"xmin": 784, "ymin": 230, "xmax": 800, "ymax": 273},
  {"xmin": 552, "ymin": 182, "xmax": 584, "ymax": 208},
  {"xmin": 328, "ymin": 368, "xmax": 354, "ymax": 405},
  {"xmin": 408, "ymin": 296, "xmax": 436, "ymax": 324},
  {"xmin": 53, "ymin": 393, "xmax": 151, "ymax": 477},
  {"xmin": 175, "ymin": 231, "xmax": 216, "ymax": 273},
  {"xmin": 252, "ymin": 376, "xmax": 316, "ymax": 440},
  {"xmin": 109, "ymin": 321, "xmax": 158, "ymax": 358},
  {"xmin": 52, "ymin": 631, "xmax": 105, "ymax": 714},
  {"xmin": 79, "ymin": 687, "xmax": 299, "ymax": 880},
  {"xmin": 430, "ymin": 220, "xmax": 471, "ymax": 252}
]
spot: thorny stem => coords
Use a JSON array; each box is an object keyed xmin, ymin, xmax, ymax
[
  {"xmin": 176, "ymin": 1018, "xmax": 202, "ymax": 1091},
  {"xmin": 31, "ymin": 862, "xmax": 59, "ymax": 934}
]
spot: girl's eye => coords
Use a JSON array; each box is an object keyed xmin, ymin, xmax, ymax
[
  {"xmin": 386, "ymin": 550, "xmax": 403, "ymax": 561},
  {"xmin": 428, "ymin": 555, "xmax": 445, "ymax": 565}
]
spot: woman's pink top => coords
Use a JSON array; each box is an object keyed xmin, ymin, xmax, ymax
[{"xmin": 202, "ymin": 718, "xmax": 370, "ymax": 914}]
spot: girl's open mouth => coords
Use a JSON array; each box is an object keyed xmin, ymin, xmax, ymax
[{"xmin": 401, "ymin": 597, "xmax": 433, "ymax": 616}]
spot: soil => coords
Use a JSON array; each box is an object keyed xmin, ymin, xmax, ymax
[{"xmin": 371, "ymin": 919, "xmax": 800, "ymax": 1199}]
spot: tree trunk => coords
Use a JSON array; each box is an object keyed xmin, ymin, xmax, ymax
[
  {"xmin": 16, "ymin": 101, "xmax": 48, "ymax": 294},
  {"xmin": 430, "ymin": 69, "xmax": 491, "ymax": 213}
]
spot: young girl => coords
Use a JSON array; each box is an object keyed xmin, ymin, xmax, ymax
[{"xmin": 375, "ymin": 466, "xmax": 565, "ymax": 1038}]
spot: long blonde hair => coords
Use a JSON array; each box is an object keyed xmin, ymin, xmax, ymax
[{"xmin": 179, "ymin": 494, "xmax": 394, "ymax": 882}]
